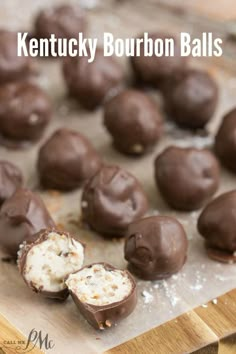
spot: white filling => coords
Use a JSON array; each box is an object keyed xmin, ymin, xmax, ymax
[
  {"xmin": 65, "ymin": 264, "xmax": 132, "ymax": 306},
  {"xmin": 24, "ymin": 232, "xmax": 84, "ymax": 292}
]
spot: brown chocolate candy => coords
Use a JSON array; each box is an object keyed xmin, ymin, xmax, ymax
[
  {"xmin": 164, "ymin": 69, "xmax": 218, "ymax": 129},
  {"xmin": 0, "ymin": 81, "xmax": 52, "ymax": 147},
  {"xmin": 104, "ymin": 90, "xmax": 163, "ymax": 155},
  {"xmin": 130, "ymin": 32, "xmax": 188, "ymax": 88},
  {"xmin": 198, "ymin": 190, "xmax": 236, "ymax": 263},
  {"xmin": 154, "ymin": 146, "xmax": 220, "ymax": 211},
  {"xmin": 215, "ymin": 108, "xmax": 236, "ymax": 173},
  {"xmin": 81, "ymin": 165, "xmax": 148, "ymax": 237},
  {"xmin": 35, "ymin": 5, "xmax": 86, "ymax": 44},
  {"xmin": 38, "ymin": 128, "xmax": 102, "ymax": 190},
  {"xmin": 125, "ymin": 216, "xmax": 188, "ymax": 280},
  {"xmin": 0, "ymin": 161, "xmax": 23, "ymax": 206},
  {"xmin": 63, "ymin": 48, "xmax": 124, "ymax": 110},
  {"xmin": 66, "ymin": 263, "xmax": 137, "ymax": 329},
  {"xmin": 18, "ymin": 229, "xmax": 85, "ymax": 300},
  {"xmin": 0, "ymin": 30, "xmax": 32, "ymax": 84},
  {"xmin": 0, "ymin": 188, "xmax": 55, "ymax": 257}
]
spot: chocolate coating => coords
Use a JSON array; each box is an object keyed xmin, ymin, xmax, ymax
[
  {"xmin": 18, "ymin": 229, "xmax": 85, "ymax": 300},
  {"xmin": 0, "ymin": 161, "xmax": 23, "ymax": 206},
  {"xmin": 104, "ymin": 90, "xmax": 163, "ymax": 155},
  {"xmin": 38, "ymin": 128, "xmax": 102, "ymax": 190},
  {"xmin": 63, "ymin": 48, "xmax": 124, "ymax": 110},
  {"xmin": 0, "ymin": 81, "xmax": 52, "ymax": 147},
  {"xmin": 35, "ymin": 5, "xmax": 86, "ymax": 44},
  {"xmin": 198, "ymin": 190, "xmax": 236, "ymax": 263},
  {"xmin": 155, "ymin": 146, "xmax": 220, "ymax": 211},
  {"xmin": 164, "ymin": 69, "xmax": 218, "ymax": 129},
  {"xmin": 67, "ymin": 263, "xmax": 137, "ymax": 330},
  {"xmin": 81, "ymin": 165, "xmax": 148, "ymax": 237},
  {"xmin": 215, "ymin": 108, "xmax": 236, "ymax": 173},
  {"xmin": 130, "ymin": 32, "xmax": 188, "ymax": 88},
  {"xmin": 0, "ymin": 30, "xmax": 32, "ymax": 84},
  {"xmin": 0, "ymin": 188, "xmax": 55, "ymax": 257},
  {"xmin": 125, "ymin": 216, "xmax": 188, "ymax": 280}
]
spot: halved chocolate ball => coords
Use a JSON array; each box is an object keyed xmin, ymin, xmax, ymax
[
  {"xmin": 81, "ymin": 165, "xmax": 148, "ymax": 237},
  {"xmin": 164, "ymin": 69, "xmax": 218, "ymax": 129},
  {"xmin": 63, "ymin": 48, "xmax": 124, "ymax": 110},
  {"xmin": 18, "ymin": 229, "xmax": 85, "ymax": 300},
  {"xmin": 0, "ymin": 81, "xmax": 52, "ymax": 147},
  {"xmin": 38, "ymin": 128, "xmax": 102, "ymax": 190},
  {"xmin": 125, "ymin": 216, "xmax": 188, "ymax": 280},
  {"xmin": 104, "ymin": 90, "xmax": 163, "ymax": 155},
  {"xmin": 215, "ymin": 108, "xmax": 236, "ymax": 173},
  {"xmin": 198, "ymin": 190, "xmax": 236, "ymax": 263},
  {"xmin": 66, "ymin": 263, "xmax": 137, "ymax": 329},
  {"xmin": 154, "ymin": 146, "xmax": 220, "ymax": 211},
  {"xmin": 0, "ymin": 161, "xmax": 23, "ymax": 206},
  {"xmin": 0, "ymin": 188, "xmax": 55, "ymax": 257}
]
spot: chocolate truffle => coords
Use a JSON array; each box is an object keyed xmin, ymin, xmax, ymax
[
  {"xmin": 215, "ymin": 108, "xmax": 236, "ymax": 173},
  {"xmin": 63, "ymin": 48, "xmax": 124, "ymax": 110},
  {"xmin": 0, "ymin": 30, "xmax": 32, "ymax": 84},
  {"xmin": 104, "ymin": 90, "xmax": 163, "ymax": 155},
  {"xmin": 130, "ymin": 32, "xmax": 187, "ymax": 88},
  {"xmin": 35, "ymin": 4, "xmax": 86, "ymax": 44},
  {"xmin": 0, "ymin": 161, "xmax": 23, "ymax": 205},
  {"xmin": 198, "ymin": 190, "xmax": 236, "ymax": 263},
  {"xmin": 0, "ymin": 188, "xmax": 55, "ymax": 257},
  {"xmin": 38, "ymin": 128, "xmax": 102, "ymax": 190},
  {"xmin": 81, "ymin": 165, "xmax": 148, "ymax": 237},
  {"xmin": 66, "ymin": 263, "xmax": 137, "ymax": 329},
  {"xmin": 0, "ymin": 81, "xmax": 52, "ymax": 147},
  {"xmin": 164, "ymin": 69, "xmax": 218, "ymax": 129},
  {"xmin": 154, "ymin": 146, "xmax": 220, "ymax": 211},
  {"xmin": 125, "ymin": 216, "xmax": 188, "ymax": 280},
  {"xmin": 18, "ymin": 229, "xmax": 85, "ymax": 300}
]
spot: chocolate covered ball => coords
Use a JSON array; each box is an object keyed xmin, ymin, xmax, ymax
[
  {"xmin": 63, "ymin": 48, "xmax": 124, "ymax": 110},
  {"xmin": 130, "ymin": 32, "xmax": 188, "ymax": 88},
  {"xmin": 0, "ymin": 161, "xmax": 23, "ymax": 206},
  {"xmin": 154, "ymin": 146, "xmax": 220, "ymax": 211},
  {"xmin": 0, "ymin": 30, "xmax": 32, "ymax": 84},
  {"xmin": 35, "ymin": 5, "xmax": 86, "ymax": 43},
  {"xmin": 164, "ymin": 69, "xmax": 218, "ymax": 129},
  {"xmin": 198, "ymin": 191, "xmax": 236, "ymax": 263},
  {"xmin": 215, "ymin": 108, "xmax": 236, "ymax": 173},
  {"xmin": 104, "ymin": 90, "xmax": 163, "ymax": 155},
  {"xmin": 0, "ymin": 81, "xmax": 52, "ymax": 147},
  {"xmin": 81, "ymin": 165, "xmax": 148, "ymax": 237},
  {"xmin": 125, "ymin": 216, "xmax": 188, "ymax": 280},
  {"xmin": 0, "ymin": 188, "xmax": 55, "ymax": 257},
  {"xmin": 38, "ymin": 128, "xmax": 102, "ymax": 190},
  {"xmin": 18, "ymin": 229, "xmax": 85, "ymax": 300}
]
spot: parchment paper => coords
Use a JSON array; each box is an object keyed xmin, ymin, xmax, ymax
[{"xmin": 0, "ymin": 1, "xmax": 236, "ymax": 353}]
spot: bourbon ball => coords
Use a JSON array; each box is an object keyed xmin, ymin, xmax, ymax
[
  {"xmin": 154, "ymin": 146, "xmax": 220, "ymax": 211},
  {"xmin": 198, "ymin": 190, "xmax": 236, "ymax": 263},
  {"xmin": 164, "ymin": 69, "xmax": 218, "ymax": 129},
  {"xmin": 63, "ymin": 48, "xmax": 124, "ymax": 110},
  {"xmin": 215, "ymin": 108, "xmax": 236, "ymax": 173},
  {"xmin": 104, "ymin": 90, "xmax": 163, "ymax": 155},
  {"xmin": 130, "ymin": 32, "xmax": 188, "ymax": 88},
  {"xmin": 35, "ymin": 5, "xmax": 86, "ymax": 43},
  {"xmin": 0, "ymin": 161, "xmax": 23, "ymax": 206},
  {"xmin": 38, "ymin": 128, "xmax": 102, "ymax": 190},
  {"xmin": 81, "ymin": 165, "xmax": 148, "ymax": 237},
  {"xmin": 125, "ymin": 216, "xmax": 188, "ymax": 280},
  {"xmin": 0, "ymin": 30, "xmax": 32, "ymax": 84},
  {"xmin": 0, "ymin": 81, "xmax": 52, "ymax": 147}
]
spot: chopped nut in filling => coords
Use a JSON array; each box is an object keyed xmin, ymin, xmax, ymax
[
  {"xmin": 24, "ymin": 232, "xmax": 84, "ymax": 292},
  {"xmin": 66, "ymin": 264, "xmax": 132, "ymax": 306}
]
